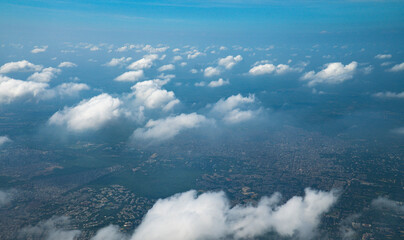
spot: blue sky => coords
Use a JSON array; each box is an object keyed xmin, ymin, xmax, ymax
[{"xmin": 1, "ymin": 0, "xmax": 404, "ymax": 44}]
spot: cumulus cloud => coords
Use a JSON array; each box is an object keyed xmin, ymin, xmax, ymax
[
  {"xmin": 187, "ymin": 50, "xmax": 205, "ymax": 59},
  {"xmin": 116, "ymin": 44, "xmax": 136, "ymax": 52},
  {"xmin": 130, "ymin": 79, "xmax": 179, "ymax": 111},
  {"xmin": 375, "ymin": 54, "xmax": 392, "ymax": 59},
  {"xmin": 211, "ymin": 94, "xmax": 259, "ymax": 124},
  {"xmin": 48, "ymin": 93, "xmax": 122, "ymax": 132},
  {"xmin": 58, "ymin": 62, "xmax": 77, "ymax": 68},
  {"xmin": 0, "ymin": 189, "xmax": 14, "ymax": 206},
  {"xmin": 218, "ymin": 55, "xmax": 243, "ymax": 69},
  {"xmin": 0, "ymin": 136, "xmax": 11, "ymax": 146},
  {"xmin": 91, "ymin": 225, "xmax": 127, "ymax": 240},
  {"xmin": 249, "ymin": 63, "xmax": 299, "ymax": 76},
  {"xmin": 31, "ymin": 45, "xmax": 48, "ymax": 53},
  {"xmin": 301, "ymin": 61, "xmax": 358, "ymax": 86},
  {"xmin": 0, "ymin": 60, "xmax": 42, "ymax": 74},
  {"xmin": 208, "ymin": 78, "xmax": 229, "ymax": 88},
  {"xmin": 158, "ymin": 64, "xmax": 175, "ymax": 72},
  {"xmin": 0, "ymin": 76, "xmax": 48, "ymax": 104},
  {"xmin": 132, "ymin": 113, "xmax": 208, "ymax": 141},
  {"xmin": 142, "ymin": 45, "xmax": 169, "ymax": 53},
  {"xmin": 373, "ymin": 91, "xmax": 404, "ymax": 99},
  {"xmin": 371, "ymin": 196, "xmax": 404, "ymax": 213},
  {"xmin": 19, "ymin": 216, "xmax": 81, "ymax": 240},
  {"xmin": 204, "ymin": 66, "xmax": 221, "ymax": 77},
  {"xmin": 127, "ymin": 54, "xmax": 158, "ymax": 70},
  {"xmin": 129, "ymin": 188, "xmax": 338, "ymax": 240},
  {"xmin": 115, "ymin": 70, "xmax": 144, "ymax": 82},
  {"xmin": 104, "ymin": 57, "xmax": 133, "ymax": 67},
  {"xmin": 388, "ymin": 62, "xmax": 404, "ymax": 72},
  {"xmin": 53, "ymin": 83, "xmax": 90, "ymax": 97},
  {"xmin": 27, "ymin": 67, "xmax": 61, "ymax": 83},
  {"xmin": 173, "ymin": 55, "xmax": 183, "ymax": 62}
]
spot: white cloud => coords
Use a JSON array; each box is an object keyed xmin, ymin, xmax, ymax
[
  {"xmin": 130, "ymin": 188, "xmax": 338, "ymax": 240},
  {"xmin": 0, "ymin": 189, "xmax": 13, "ymax": 206},
  {"xmin": 173, "ymin": 56, "xmax": 183, "ymax": 62},
  {"xmin": 211, "ymin": 94, "xmax": 258, "ymax": 124},
  {"xmin": 373, "ymin": 91, "xmax": 404, "ymax": 99},
  {"xmin": 130, "ymin": 79, "xmax": 179, "ymax": 111},
  {"xmin": 249, "ymin": 63, "xmax": 299, "ymax": 76},
  {"xmin": 58, "ymin": 62, "xmax": 77, "ymax": 68},
  {"xmin": 218, "ymin": 55, "xmax": 243, "ymax": 70},
  {"xmin": 0, "ymin": 60, "xmax": 42, "ymax": 74},
  {"xmin": 180, "ymin": 62, "xmax": 187, "ymax": 67},
  {"xmin": 53, "ymin": 83, "xmax": 90, "ymax": 97},
  {"xmin": 208, "ymin": 78, "xmax": 229, "ymax": 88},
  {"xmin": 172, "ymin": 48, "xmax": 180, "ymax": 52},
  {"xmin": 391, "ymin": 127, "xmax": 404, "ymax": 135},
  {"xmin": 104, "ymin": 57, "xmax": 133, "ymax": 67},
  {"xmin": 142, "ymin": 45, "xmax": 169, "ymax": 53},
  {"xmin": 195, "ymin": 81, "xmax": 206, "ymax": 87},
  {"xmin": 0, "ymin": 136, "xmax": 11, "ymax": 146},
  {"xmin": 48, "ymin": 93, "xmax": 122, "ymax": 132},
  {"xmin": 115, "ymin": 70, "xmax": 144, "ymax": 82},
  {"xmin": 90, "ymin": 46, "xmax": 99, "ymax": 51},
  {"xmin": 375, "ymin": 54, "xmax": 392, "ymax": 59},
  {"xmin": 31, "ymin": 45, "xmax": 48, "ymax": 53},
  {"xmin": 91, "ymin": 225, "xmax": 127, "ymax": 240},
  {"xmin": 388, "ymin": 62, "xmax": 404, "ymax": 72},
  {"xmin": 158, "ymin": 64, "xmax": 175, "ymax": 72},
  {"xmin": 190, "ymin": 69, "xmax": 198, "ymax": 74},
  {"xmin": 27, "ymin": 67, "xmax": 61, "ymax": 83},
  {"xmin": 0, "ymin": 76, "xmax": 48, "ymax": 104},
  {"xmin": 116, "ymin": 44, "xmax": 136, "ymax": 52},
  {"xmin": 127, "ymin": 54, "xmax": 158, "ymax": 70},
  {"xmin": 204, "ymin": 66, "xmax": 221, "ymax": 77},
  {"xmin": 371, "ymin": 196, "xmax": 404, "ymax": 213},
  {"xmin": 301, "ymin": 61, "xmax": 358, "ymax": 86},
  {"xmin": 187, "ymin": 50, "xmax": 205, "ymax": 59},
  {"xmin": 132, "ymin": 113, "xmax": 208, "ymax": 141},
  {"xmin": 219, "ymin": 46, "xmax": 227, "ymax": 51},
  {"xmin": 19, "ymin": 216, "xmax": 81, "ymax": 240}
]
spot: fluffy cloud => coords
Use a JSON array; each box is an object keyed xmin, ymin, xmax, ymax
[
  {"xmin": 301, "ymin": 61, "xmax": 358, "ymax": 86},
  {"xmin": 375, "ymin": 54, "xmax": 392, "ymax": 59},
  {"xmin": 130, "ymin": 79, "xmax": 179, "ymax": 111},
  {"xmin": 187, "ymin": 50, "xmax": 205, "ymax": 59},
  {"xmin": 127, "ymin": 54, "xmax": 158, "ymax": 70},
  {"xmin": 388, "ymin": 62, "xmax": 404, "ymax": 72},
  {"xmin": 31, "ymin": 45, "xmax": 48, "ymax": 53},
  {"xmin": 204, "ymin": 66, "xmax": 221, "ymax": 77},
  {"xmin": 211, "ymin": 94, "xmax": 259, "ymax": 124},
  {"xmin": 58, "ymin": 62, "xmax": 77, "ymax": 68},
  {"xmin": 0, "ymin": 60, "xmax": 42, "ymax": 74},
  {"xmin": 142, "ymin": 45, "xmax": 169, "ymax": 53},
  {"xmin": 158, "ymin": 64, "xmax": 175, "ymax": 72},
  {"xmin": 249, "ymin": 63, "xmax": 298, "ymax": 76},
  {"xmin": 91, "ymin": 225, "xmax": 127, "ymax": 240},
  {"xmin": 373, "ymin": 91, "xmax": 404, "ymax": 99},
  {"xmin": 53, "ymin": 83, "xmax": 90, "ymax": 97},
  {"xmin": 208, "ymin": 78, "xmax": 229, "ymax": 88},
  {"xmin": 173, "ymin": 55, "xmax": 183, "ymax": 62},
  {"xmin": 371, "ymin": 196, "xmax": 404, "ymax": 213},
  {"xmin": 0, "ymin": 135, "xmax": 11, "ymax": 147},
  {"xmin": 0, "ymin": 189, "xmax": 13, "ymax": 206},
  {"xmin": 218, "ymin": 55, "xmax": 242, "ymax": 69},
  {"xmin": 27, "ymin": 67, "xmax": 61, "ymax": 83},
  {"xmin": 19, "ymin": 216, "xmax": 81, "ymax": 240},
  {"xmin": 115, "ymin": 70, "xmax": 144, "ymax": 82},
  {"xmin": 48, "ymin": 93, "xmax": 122, "ymax": 132},
  {"xmin": 0, "ymin": 76, "xmax": 48, "ymax": 104},
  {"xmin": 104, "ymin": 57, "xmax": 133, "ymax": 67},
  {"xmin": 129, "ymin": 188, "xmax": 338, "ymax": 240},
  {"xmin": 132, "ymin": 113, "xmax": 208, "ymax": 141}
]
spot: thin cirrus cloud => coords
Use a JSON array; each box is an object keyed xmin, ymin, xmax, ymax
[
  {"xmin": 48, "ymin": 93, "xmax": 122, "ymax": 132},
  {"xmin": 0, "ymin": 60, "xmax": 43, "ymax": 74},
  {"xmin": 373, "ymin": 91, "xmax": 404, "ymax": 99},
  {"xmin": 301, "ymin": 61, "xmax": 358, "ymax": 86},
  {"xmin": 132, "ymin": 113, "xmax": 209, "ymax": 141},
  {"xmin": 115, "ymin": 70, "xmax": 144, "ymax": 82}
]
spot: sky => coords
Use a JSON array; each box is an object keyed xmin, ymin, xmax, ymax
[{"xmin": 1, "ymin": 0, "xmax": 404, "ymax": 44}]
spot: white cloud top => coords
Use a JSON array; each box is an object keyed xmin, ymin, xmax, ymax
[
  {"xmin": 374, "ymin": 54, "xmax": 392, "ymax": 59},
  {"xmin": 158, "ymin": 64, "xmax": 175, "ymax": 72},
  {"xmin": 31, "ymin": 45, "xmax": 48, "ymax": 53},
  {"xmin": 211, "ymin": 94, "xmax": 258, "ymax": 124},
  {"xmin": 104, "ymin": 57, "xmax": 133, "ymax": 67},
  {"xmin": 132, "ymin": 113, "xmax": 207, "ymax": 141},
  {"xmin": 0, "ymin": 136, "xmax": 11, "ymax": 146},
  {"xmin": 218, "ymin": 55, "xmax": 243, "ymax": 69},
  {"xmin": 388, "ymin": 62, "xmax": 404, "ymax": 72},
  {"xmin": 58, "ymin": 62, "xmax": 77, "ymax": 68},
  {"xmin": 208, "ymin": 78, "xmax": 229, "ymax": 88},
  {"xmin": 204, "ymin": 66, "xmax": 221, "ymax": 77},
  {"xmin": 0, "ymin": 76, "xmax": 48, "ymax": 104},
  {"xmin": 115, "ymin": 70, "xmax": 144, "ymax": 82},
  {"xmin": 49, "ymin": 93, "xmax": 122, "ymax": 132},
  {"xmin": 0, "ymin": 60, "xmax": 42, "ymax": 74},
  {"xmin": 27, "ymin": 67, "xmax": 61, "ymax": 83},
  {"xmin": 127, "ymin": 54, "xmax": 158, "ymax": 70},
  {"xmin": 301, "ymin": 61, "xmax": 358, "ymax": 86}
]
